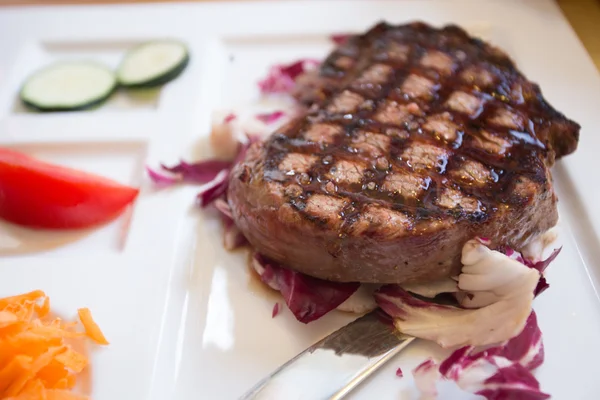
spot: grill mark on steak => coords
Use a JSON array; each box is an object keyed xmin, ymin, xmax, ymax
[
  {"xmin": 228, "ymin": 21, "xmax": 580, "ymax": 283},
  {"xmin": 265, "ymin": 22, "xmax": 579, "ymax": 231}
]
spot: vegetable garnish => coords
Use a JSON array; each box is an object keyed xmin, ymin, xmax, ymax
[
  {"xmin": 160, "ymin": 160, "xmax": 232, "ymax": 180},
  {"xmin": 0, "ymin": 290, "xmax": 108, "ymax": 399},
  {"xmin": 77, "ymin": 308, "xmax": 109, "ymax": 346},
  {"xmin": 144, "ymin": 166, "xmax": 180, "ymax": 186},
  {"xmin": 271, "ymin": 303, "xmax": 281, "ymax": 319},
  {"xmin": 116, "ymin": 40, "xmax": 190, "ymax": 88},
  {"xmin": 374, "ymin": 239, "xmax": 543, "ymax": 348},
  {"xmin": 0, "ymin": 147, "xmax": 139, "ymax": 230},
  {"xmin": 213, "ymin": 199, "xmax": 233, "ymax": 220},
  {"xmin": 330, "ymin": 34, "xmax": 352, "ymax": 45},
  {"xmin": 223, "ymin": 113, "xmax": 237, "ymax": 124},
  {"xmin": 147, "ymin": 134, "xmax": 259, "ymax": 249},
  {"xmin": 412, "ymin": 312, "xmax": 549, "ymax": 400},
  {"xmin": 499, "ymin": 245, "xmax": 561, "ymax": 297},
  {"xmin": 147, "ymin": 134, "xmax": 260, "ymax": 211},
  {"xmin": 20, "ymin": 62, "xmax": 117, "ymax": 112},
  {"xmin": 210, "ymin": 113, "xmax": 241, "ymax": 161},
  {"xmin": 22, "ymin": 40, "xmax": 188, "ymax": 113},
  {"xmin": 255, "ymin": 111, "xmax": 286, "ymax": 124},
  {"xmin": 257, "ymin": 59, "xmax": 320, "ymax": 95},
  {"xmin": 213, "ymin": 199, "xmax": 247, "ymax": 251},
  {"xmin": 195, "ymin": 170, "xmax": 229, "ymax": 208},
  {"xmin": 146, "ymin": 159, "xmax": 231, "ymax": 188},
  {"xmin": 252, "ymin": 253, "xmax": 359, "ymax": 324}
]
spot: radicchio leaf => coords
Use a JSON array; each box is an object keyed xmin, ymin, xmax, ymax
[
  {"xmin": 213, "ymin": 198, "xmax": 248, "ymax": 251},
  {"xmin": 196, "ymin": 135, "xmax": 261, "ymax": 207},
  {"xmin": 475, "ymin": 364, "xmax": 550, "ymax": 400},
  {"xmin": 211, "ymin": 112, "xmax": 241, "ymax": 161},
  {"xmin": 149, "ymin": 133, "xmax": 262, "ymax": 210},
  {"xmin": 213, "ymin": 198, "xmax": 233, "ymax": 220},
  {"xmin": 413, "ymin": 359, "xmax": 441, "ymax": 399},
  {"xmin": 478, "ymin": 237, "xmax": 491, "ymax": 245},
  {"xmin": 222, "ymin": 223, "xmax": 248, "ymax": 251},
  {"xmin": 280, "ymin": 60, "xmax": 319, "ymax": 79},
  {"xmin": 413, "ymin": 312, "xmax": 549, "ymax": 400},
  {"xmin": 223, "ymin": 113, "xmax": 237, "ymax": 123},
  {"xmin": 336, "ymin": 284, "xmax": 379, "ymax": 314},
  {"xmin": 272, "ymin": 302, "xmax": 281, "ymax": 318},
  {"xmin": 525, "ymin": 248, "xmax": 561, "ymax": 274},
  {"xmin": 533, "ymin": 276, "xmax": 550, "ymax": 297},
  {"xmin": 330, "ymin": 33, "xmax": 352, "ymax": 45},
  {"xmin": 255, "ymin": 110, "xmax": 286, "ymax": 124},
  {"xmin": 160, "ymin": 160, "xmax": 232, "ymax": 184},
  {"xmin": 146, "ymin": 159, "xmax": 232, "ymax": 195},
  {"xmin": 401, "ymin": 278, "xmax": 458, "ymax": 298},
  {"xmin": 234, "ymin": 134, "xmax": 261, "ymax": 166},
  {"xmin": 375, "ymin": 240, "xmax": 540, "ymax": 348},
  {"xmin": 498, "ymin": 245, "xmax": 562, "ymax": 297},
  {"xmin": 258, "ymin": 59, "xmax": 320, "ymax": 95},
  {"xmin": 521, "ymin": 227, "xmax": 560, "ymax": 264},
  {"xmin": 475, "ymin": 311, "xmax": 544, "ymax": 371},
  {"xmin": 145, "ymin": 165, "xmax": 180, "ymax": 185},
  {"xmin": 196, "ymin": 170, "xmax": 229, "ymax": 208},
  {"xmin": 252, "ymin": 253, "xmax": 359, "ymax": 323},
  {"xmin": 458, "ymin": 240, "xmax": 540, "ymax": 309}
]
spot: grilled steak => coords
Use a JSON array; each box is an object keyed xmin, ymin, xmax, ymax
[{"xmin": 228, "ymin": 22, "xmax": 579, "ymax": 284}]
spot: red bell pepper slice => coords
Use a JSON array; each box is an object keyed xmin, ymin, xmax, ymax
[{"xmin": 0, "ymin": 147, "xmax": 139, "ymax": 229}]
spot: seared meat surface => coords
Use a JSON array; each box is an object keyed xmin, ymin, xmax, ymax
[{"xmin": 228, "ymin": 22, "xmax": 580, "ymax": 284}]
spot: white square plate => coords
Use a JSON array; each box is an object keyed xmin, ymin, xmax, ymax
[{"xmin": 1, "ymin": 1, "xmax": 600, "ymax": 399}]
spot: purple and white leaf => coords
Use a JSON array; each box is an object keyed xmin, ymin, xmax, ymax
[
  {"xmin": 330, "ymin": 33, "xmax": 352, "ymax": 45},
  {"xmin": 336, "ymin": 284, "xmax": 379, "ymax": 314},
  {"xmin": 413, "ymin": 312, "xmax": 549, "ymax": 399},
  {"xmin": 255, "ymin": 110, "xmax": 286, "ymax": 124},
  {"xmin": 251, "ymin": 253, "xmax": 359, "ymax": 323},
  {"xmin": 196, "ymin": 169, "xmax": 230, "ymax": 208},
  {"xmin": 375, "ymin": 240, "xmax": 539, "ymax": 348},
  {"xmin": 258, "ymin": 59, "xmax": 320, "ymax": 95}
]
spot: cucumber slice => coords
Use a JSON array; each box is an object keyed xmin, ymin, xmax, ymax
[
  {"xmin": 20, "ymin": 62, "xmax": 116, "ymax": 112},
  {"xmin": 117, "ymin": 40, "xmax": 189, "ymax": 88}
]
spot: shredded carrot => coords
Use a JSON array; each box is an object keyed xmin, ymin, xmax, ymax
[
  {"xmin": 34, "ymin": 297, "xmax": 50, "ymax": 319},
  {"xmin": 4, "ymin": 346, "xmax": 67, "ymax": 396},
  {"xmin": 0, "ymin": 310, "xmax": 19, "ymax": 328},
  {"xmin": 77, "ymin": 309, "xmax": 109, "ymax": 345},
  {"xmin": 0, "ymin": 356, "xmax": 31, "ymax": 394},
  {"xmin": 45, "ymin": 389, "xmax": 88, "ymax": 400},
  {"xmin": 5, "ymin": 379, "xmax": 46, "ymax": 400},
  {"xmin": 54, "ymin": 375, "xmax": 77, "ymax": 389},
  {"xmin": 0, "ymin": 291, "xmax": 108, "ymax": 399},
  {"xmin": 37, "ymin": 361, "xmax": 69, "ymax": 388},
  {"xmin": 0, "ymin": 291, "xmax": 46, "ymax": 309},
  {"xmin": 55, "ymin": 349, "xmax": 87, "ymax": 374},
  {"xmin": 52, "ymin": 374, "xmax": 76, "ymax": 391}
]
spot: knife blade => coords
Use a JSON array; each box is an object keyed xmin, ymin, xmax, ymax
[{"xmin": 239, "ymin": 310, "xmax": 415, "ymax": 400}]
